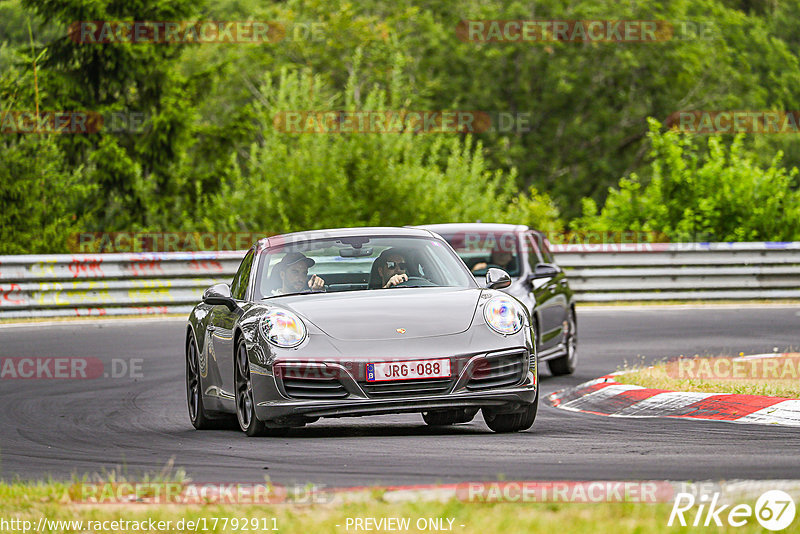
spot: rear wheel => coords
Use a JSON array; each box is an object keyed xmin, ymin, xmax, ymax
[
  {"xmin": 483, "ymin": 393, "xmax": 538, "ymax": 433},
  {"xmin": 186, "ymin": 335, "xmax": 234, "ymax": 430},
  {"xmin": 235, "ymin": 339, "xmax": 289, "ymax": 437},
  {"xmin": 422, "ymin": 408, "xmax": 478, "ymax": 426},
  {"xmin": 547, "ymin": 309, "xmax": 577, "ymax": 376}
]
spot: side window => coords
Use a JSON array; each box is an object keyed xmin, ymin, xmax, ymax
[
  {"xmin": 534, "ymin": 233, "xmax": 555, "ymax": 263},
  {"xmin": 525, "ymin": 234, "xmax": 544, "ymax": 270},
  {"xmin": 230, "ymin": 248, "xmax": 255, "ymax": 300}
]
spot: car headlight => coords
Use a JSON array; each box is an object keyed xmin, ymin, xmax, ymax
[
  {"xmin": 483, "ymin": 295, "xmax": 524, "ymax": 335},
  {"xmin": 260, "ymin": 310, "xmax": 307, "ymax": 348}
]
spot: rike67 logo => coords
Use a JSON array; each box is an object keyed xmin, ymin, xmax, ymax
[{"xmin": 669, "ymin": 490, "xmax": 796, "ymax": 530}]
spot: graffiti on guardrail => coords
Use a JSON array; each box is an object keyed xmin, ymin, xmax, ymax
[
  {"xmin": 73, "ymin": 308, "xmax": 108, "ymax": 316},
  {"xmin": 132, "ymin": 306, "xmax": 169, "ymax": 314},
  {"xmin": 32, "ymin": 260, "xmax": 57, "ymax": 277},
  {"xmin": 68, "ymin": 258, "xmax": 104, "ymax": 278},
  {"xmin": 128, "ymin": 259, "xmax": 164, "ymax": 277},
  {"xmin": 1, "ymin": 284, "xmax": 23, "ymax": 305},
  {"xmin": 188, "ymin": 260, "xmax": 224, "ymax": 272},
  {"xmin": 0, "ymin": 279, "xmax": 223, "ymax": 309}
]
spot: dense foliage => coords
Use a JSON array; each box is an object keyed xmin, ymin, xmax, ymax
[
  {"xmin": 574, "ymin": 119, "xmax": 800, "ymax": 242},
  {"xmin": 2, "ymin": 0, "xmax": 800, "ymax": 252}
]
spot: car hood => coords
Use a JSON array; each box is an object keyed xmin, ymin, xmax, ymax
[{"xmin": 277, "ymin": 287, "xmax": 482, "ymax": 341}]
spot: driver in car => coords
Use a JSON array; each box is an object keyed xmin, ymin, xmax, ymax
[
  {"xmin": 376, "ymin": 249, "xmax": 410, "ymax": 288},
  {"xmin": 272, "ymin": 252, "xmax": 325, "ymax": 295},
  {"xmin": 471, "ymin": 247, "xmax": 514, "ymax": 274}
]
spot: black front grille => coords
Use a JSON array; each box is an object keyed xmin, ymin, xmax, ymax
[
  {"xmin": 361, "ymin": 378, "xmax": 454, "ymax": 398},
  {"xmin": 466, "ymin": 352, "xmax": 527, "ymax": 391},
  {"xmin": 277, "ymin": 367, "xmax": 349, "ymax": 400}
]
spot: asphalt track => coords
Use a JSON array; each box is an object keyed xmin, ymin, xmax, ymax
[{"xmin": 1, "ymin": 306, "xmax": 799, "ymax": 487}]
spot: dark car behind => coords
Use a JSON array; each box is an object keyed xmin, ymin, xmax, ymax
[{"xmin": 417, "ymin": 223, "xmax": 577, "ymax": 375}]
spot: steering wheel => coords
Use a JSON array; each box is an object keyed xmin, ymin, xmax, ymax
[
  {"xmin": 473, "ymin": 263, "xmax": 504, "ymax": 271},
  {"xmin": 392, "ymin": 276, "xmax": 436, "ymax": 288}
]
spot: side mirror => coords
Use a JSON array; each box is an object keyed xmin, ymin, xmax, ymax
[
  {"xmin": 530, "ymin": 263, "xmax": 560, "ymax": 280},
  {"xmin": 485, "ymin": 268, "xmax": 512, "ymax": 290},
  {"xmin": 203, "ymin": 283, "xmax": 238, "ymax": 312}
]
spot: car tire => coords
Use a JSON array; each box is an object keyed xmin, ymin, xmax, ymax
[
  {"xmin": 483, "ymin": 393, "xmax": 538, "ymax": 433},
  {"xmin": 422, "ymin": 408, "xmax": 478, "ymax": 426},
  {"xmin": 186, "ymin": 335, "xmax": 236, "ymax": 430},
  {"xmin": 235, "ymin": 338, "xmax": 289, "ymax": 437},
  {"xmin": 547, "ymin": 309, "xmax": 577, "ymax": 376}
]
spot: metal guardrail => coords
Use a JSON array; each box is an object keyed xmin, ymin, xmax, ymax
[
  {"xmin": 1, "ymin": 242, "xmax": 799, "ymax": 318},
  {"xmin": 552, "ymin": 241, "xmax": 800, "ymax": 302},
  {"xmin": 0, "ymin": 252, "xmax": 244, "ymax": 318}
]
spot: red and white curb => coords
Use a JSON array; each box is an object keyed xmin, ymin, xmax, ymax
[{"xmin": 546, "ymin": 354, "xmax": 800, "ymax": 427}]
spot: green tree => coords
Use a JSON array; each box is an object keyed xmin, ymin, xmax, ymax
[
  {"xmin": 574, "ymin": 119, "xmax": 800, "ymax": 241},
  {"xmin": 11, "ymin": 0, "xmax": 204, "ymax": 230},
  {"xmin": 198, "ymin": 62, "xmax": 561, "ymax": 235},
  {"xmin": 336, "ymin": 0, "xmax": 800, "ymax": 218},
  {"xmin": 0, "ymin": 136, "xmax": 93, "ymax": 254},
  {"xmin": 5, "ymin": 0, "xmax": 800, "ymax": 252}
]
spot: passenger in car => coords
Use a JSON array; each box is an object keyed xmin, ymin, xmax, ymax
[{"xmin": 272, "ymin": 252, "xmax": 326, "ymax": 295}]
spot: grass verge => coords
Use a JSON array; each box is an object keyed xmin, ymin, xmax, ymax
[{"xmin": 1, "ymin": 481, "xmax": 794, "ymax": 534}]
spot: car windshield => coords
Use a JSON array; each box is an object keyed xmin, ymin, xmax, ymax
[
  {"xmin": 255, "ymin": 235, "xmax": 478, "ymax": 299},
  {"xmin": 435, "ymin": 230, "xmax": 521, "ymax": 278}
]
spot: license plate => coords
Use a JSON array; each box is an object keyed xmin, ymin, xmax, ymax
[{"xmin": 366, "ymin": 359, "xmax": 451, "ymax": 382}]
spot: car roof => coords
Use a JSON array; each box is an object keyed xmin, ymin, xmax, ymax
[
  {"xmin": 414, "ymin": 222, "xmax": 530, "ymax": 234},
  {"xmin": 260, "ymin": 226, "xmax": 436, "ymax": 248}
]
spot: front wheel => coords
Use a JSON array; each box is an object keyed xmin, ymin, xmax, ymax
[
  {"xmin": 235, "ymin": 339, "xmax": 289, "ymax": 437},
  {"xmin": 483, "ymin": 394, "xmax": 538, "ymax": 433},
  {"xmin": 547, "ymin": 309, "xmax": 577, "ymax": 376},
  {"xmin": 186, "ymin": 335, "xmax": 234, "ymax": 430}
]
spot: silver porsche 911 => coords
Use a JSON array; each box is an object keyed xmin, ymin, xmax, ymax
[{"xmin": 186, "ymin": 227, "xmax": 538, "ymax": 436}]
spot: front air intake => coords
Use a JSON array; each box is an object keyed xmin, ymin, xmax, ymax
[
  {"xmin": 466, "ymin": 351, "xmax": 527, "ymax": 391},
  {"xmin": 276, "ymin": 365, "xmax": 349, "ymax": 400}
]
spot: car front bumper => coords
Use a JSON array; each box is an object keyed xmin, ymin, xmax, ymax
[{"xmin": 254, "ymin": 373, "xmax": 537, "ymax": 424}]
